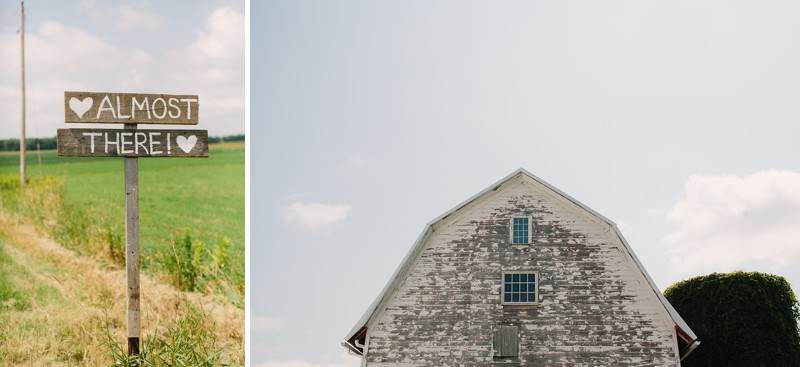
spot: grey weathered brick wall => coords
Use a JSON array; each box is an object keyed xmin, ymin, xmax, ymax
[{"xmin": 363, "ymin": 180, "xmax": 680, "ymax": 366}]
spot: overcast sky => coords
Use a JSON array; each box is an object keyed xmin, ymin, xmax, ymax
[
  {"xmin": 252, "ymin": 1, "xmax": 800, "ymax": 366},
  {"xmin": 4, "ymin": 1, "xmax": 800, "ymax": 367},
  {"xmin": 0, "ymin": 0, "xmax": 244, "ymax": 139}
]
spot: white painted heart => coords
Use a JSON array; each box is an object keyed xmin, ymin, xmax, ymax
[
  {"xmin": 69, "ymin": 97, "xmax": 94, "ymax": 119},
  {"xmin": 176, "ymin": 135, "xmax": 197, "ymax": 153}
]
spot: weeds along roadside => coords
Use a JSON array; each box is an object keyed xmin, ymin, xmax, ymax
[
  {"xmin": 101, "ymin": 301, "xmax": 236, "ymax": 367},
  {"xmin": 0, "ymin": 174, "xmax": 244, "ymax": 305},
  {"xmin": 0, "ymin": 174, "xmax": 243, "ymax": 365}
]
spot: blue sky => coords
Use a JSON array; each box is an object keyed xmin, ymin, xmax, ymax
[
  {"xmin": 252, "ymin": 1, "xmax": 800, "ymax": 366},
  {"xmin": 0, "ymin": 0, "xmax": 244, "ymax": 139}
]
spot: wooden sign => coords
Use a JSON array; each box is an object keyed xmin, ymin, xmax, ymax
[
  {"xmin": 58, "ymin": 90, "xmax": 209, "ymax": 356},
  {"xmin": 57, "ymin": 128, "xmax": 208, "ymax": 157},
  {"xmin": 64, "ymin": 91, "xmax": 199, "ymax": 125}
]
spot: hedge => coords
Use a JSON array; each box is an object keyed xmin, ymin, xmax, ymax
[{"xmin": 664, "ymin": 271, "xmax": 800, "ymax": 367}]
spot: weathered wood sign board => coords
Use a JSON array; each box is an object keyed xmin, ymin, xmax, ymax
[
  {"xmin": 57, "ymin": 128, "xmax": 208, "ymax": 157},
  {"xmin": 64, "ymin": 91, "xmax": 199, "ymax": 125}
]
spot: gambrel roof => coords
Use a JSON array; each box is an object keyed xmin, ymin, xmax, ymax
[{"xmin": 344, "ymin": 168, "xmax": 699, "ymax": 359}]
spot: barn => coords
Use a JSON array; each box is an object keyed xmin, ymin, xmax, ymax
[{"xmin": 343, "ymin": 169, "xmax": 699, "ymax": 366}]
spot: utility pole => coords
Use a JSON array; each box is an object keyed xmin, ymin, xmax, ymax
[{"xmin": 20, "ymin": 1, "xmax": 27, "ymax": 187}]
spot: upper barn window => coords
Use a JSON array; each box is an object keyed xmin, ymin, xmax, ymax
[{"xmin": 510, "ymin": 217, "xmax": 531, "ymax": 244}]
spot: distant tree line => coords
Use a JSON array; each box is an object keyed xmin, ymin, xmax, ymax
[
  {"xmin": 0, "ymin": 134, "xmax": 245, "ymax": 152},
  {"xmin": 0, "ymin": 137, "xmax": 57, "ymax": 152},
  {"xmin": 207, "ymin": 134, "xmax": 245, "ymax": 144}
]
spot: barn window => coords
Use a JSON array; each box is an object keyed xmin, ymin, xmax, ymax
[
  {"xmin": 502, "ymin": 271, "xmax": 538, "ymax": 305},
  {"xmin": 493, "ymin": 324, "xmax": 519, "ymax": 358},
  {"xmin": 510, "ymin": 217, "xmax": 531, "ymax": 244}
]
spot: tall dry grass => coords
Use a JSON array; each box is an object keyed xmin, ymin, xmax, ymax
[{"xmin": 0, "ymin": 175, "xmax": 243, "ymax": 365}]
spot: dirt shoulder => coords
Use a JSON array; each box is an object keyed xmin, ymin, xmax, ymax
[{"xmin": 0, "ymin": 211, "xmax": 243, "ymax": 365}]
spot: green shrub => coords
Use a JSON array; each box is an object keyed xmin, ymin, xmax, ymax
[
  {"xmin": 19, "ymin": 174, "xmax": 64, "ymax": 226},
  {"xmin": 664, "ymin": 271, "xmax": 800, "ymax": 367},
  {"xmin": 101, "ymin": 302, "xmax": 236, "ymax": 367},
  {"xmin": 209, "ymin": 237, "xmax": 230, "ymax": 279},
  {"xmin": 0, "ymin": 243, "xmax": 31, "ymax": 312},
  {"xmin": 105, "ymin": 226, "xmax": 125, "ymax": 266},
  {"xmin": 159, "ymin": 231, "xmax": 241, "ymax": 296},
  {"xmin": 0, "ymin": 174, "xmax": 63, "ymax": 225},
  {"xmin": 164, "ymin": 231, "xmax": 209, "ymax": 292},
  {"xmin": 53, "ymin": 205, "xmax": 94, "ymax": 251},
  {"xmin": 0, "ymin": 176, "xmax": 22, "ymax": 210}
]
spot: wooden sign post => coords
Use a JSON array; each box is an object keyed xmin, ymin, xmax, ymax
[
  {"xmin": 124, "ymin": 124, "xmax": 140, "ymax": 355},
  {"xmin": 57, "ymin": 91, "xmax": 207, "ymax": 355}
]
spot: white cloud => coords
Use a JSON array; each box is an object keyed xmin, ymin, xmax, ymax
[
  {"xmin": 191, "ymin": 6, "xmax": 244, "ymax": 59},
  {"xmin": 167, "ymin": 6, "xmax": 245, "ymax": 134},
  {"xmin": 252, "ymin": 315, "xmax": 287, "ymax": 332},
  {"xmin": 660, "ymin": 170, "xmax": 800, "ymax": 277},
  {"xmin": 0, "ymin": 5, "xmax": 244, "ymax": 139},
  {"xmin": 80, "ymin": 0, "xmax": 166, "ymax": 33},
  {"xmin": 0, "ymin": 20, "xmax": 154, "ymax": 138},
  {"xmin": 283, "ymin": 202, "xmax": 352, "ymax": 231},
  {"xmin": 35, "ymin": 20, "xmax": 153, "ymax": 71}
]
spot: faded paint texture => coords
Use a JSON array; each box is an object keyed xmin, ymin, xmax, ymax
[{"xmin": 362, "ymin": 179, "xmax": 680, "ymax": 366}]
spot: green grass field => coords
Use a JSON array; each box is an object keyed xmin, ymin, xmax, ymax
[
  {"xmin": 0, "ymin": 142, "xmax": 244, "ymax": 252},
  {"xmin": 0, "ymin": 142, "xmax": 244, "ymax": 303},
  {"xmin": 0, "ymin": 142, "xmax": 246, "ymax": 364}
]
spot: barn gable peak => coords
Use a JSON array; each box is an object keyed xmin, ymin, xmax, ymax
[{"xmin": 343, "ymin": 168, "xmax": 698, "ymax": 360}]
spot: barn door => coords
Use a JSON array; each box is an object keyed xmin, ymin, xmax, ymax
[{"xmin": 493, "ymin": 324, "xmax": 519, "ymax": 358}]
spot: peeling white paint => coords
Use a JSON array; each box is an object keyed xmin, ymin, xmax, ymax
[{"xmin": 352, "ymin": 173, "xmax": 687, "ymax": 366}]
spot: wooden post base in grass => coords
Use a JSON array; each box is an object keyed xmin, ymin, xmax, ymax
[{"xmin": 128, "ymin": 337, "xmax": 140, "ymax": 355}]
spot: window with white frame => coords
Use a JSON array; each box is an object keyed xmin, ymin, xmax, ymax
[
  {"xmin": 502, "ymin": 271, "xmax": 538, "ymax": 305},
  {"xmin": 510, "ymin": 217, "xmax": 531, "ymax": 244}
]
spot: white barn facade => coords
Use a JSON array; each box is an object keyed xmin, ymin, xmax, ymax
[{"xmin": 344, "ymin": 169, "xmax": 699, "ymax": 366}]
